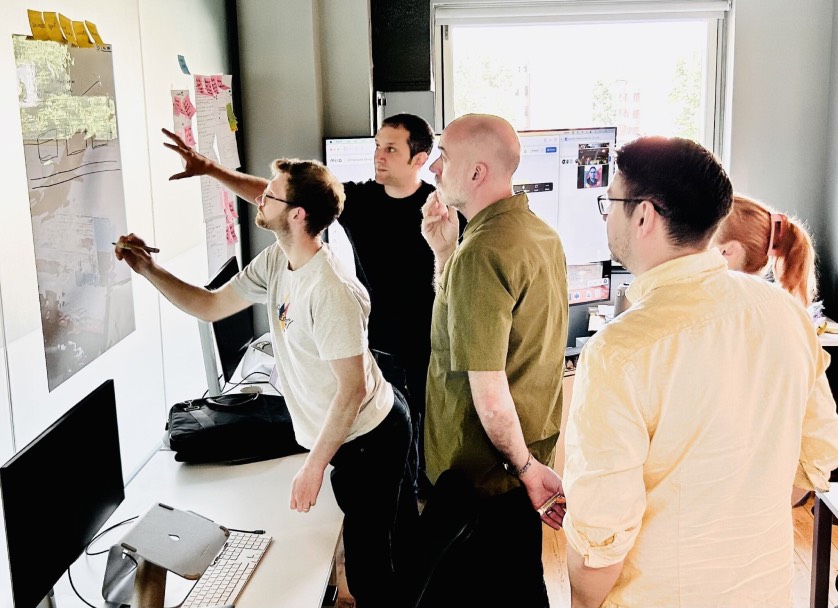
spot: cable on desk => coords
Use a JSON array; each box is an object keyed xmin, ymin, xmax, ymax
[
  {"xmin": 220, "ymin": 370, "xmax": 271, "ymax": 394},
  {"xmin": 85, "ymin": 515, "xmax": 138, "ymax": 556},
  {"xmin": 67, "ymin": 565, "xmax": 98, "ymax": 608}
]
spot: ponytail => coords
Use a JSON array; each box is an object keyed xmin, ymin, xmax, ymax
[
  {"xmin": 718, "ymin": 195, "xmax": 817, "ymax": 306},
  {"xmin": 771, "ymin": 216, "xmax": 817, "ymax": 306}
]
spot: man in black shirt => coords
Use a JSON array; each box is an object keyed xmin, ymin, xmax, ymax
[{"xmin": 161, "ymin": 113, "xmax": 444, "ymax": 497}]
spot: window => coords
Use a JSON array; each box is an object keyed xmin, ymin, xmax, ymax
[{"xmin": 434, "ymin": 2, "xmax": 730, "ymax": 150}]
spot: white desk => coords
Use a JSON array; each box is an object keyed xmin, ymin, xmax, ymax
[{"xmin": 5, "ymin": 450, "xmax": 343, "ymax": 608}]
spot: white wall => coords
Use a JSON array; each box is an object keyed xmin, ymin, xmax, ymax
[
  {"xmin": 320, "ymin": 0, "xmax": 374, "ymax": 137},
  {"xmin": 0, "ymin": 0, "xmax": 232, "ymax": 600},
  {"xmin": 0, "ymin": 0, "xmax": 232, "ymax": 479},
  {"xmin": 726, "ymin": 0, "xmax": 834, "ymax": 224},
  {"xmin": 137, "ymin": 0, "xmax": 235, "ymax": 409},
  {"xmin": 817, "ymin": 5, "xmax": 838, "ymax": 306},
  {"xmin": 236, "ymin": 0, "xmax": 373, "ymax": 333}
]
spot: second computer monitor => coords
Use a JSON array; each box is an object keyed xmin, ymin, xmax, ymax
[
  {"xmin": 204, "ymin": 256, "xmax": 255, "ymax": 387},
  {"xmin": 0, "ymin": 379, "xmax": 124, "ymax": 608}
]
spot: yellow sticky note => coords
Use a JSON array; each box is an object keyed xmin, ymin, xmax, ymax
[
  {"xmin": 226, "ymin": 103, "xmax": 238, "ymax": 132},
  {"xmin": 43, "ymin": 13, "xmax": 66, "ymax": 43},
  {"xmin": 58, "ymin": 13, "xmax": 77, "ymax": 45},
  {"xmin": 72, "ymin": 21, "xmax": 94, "ymax": 47},
  {"xmin": 85, "ymin": 20, "xmax": 105, "ymax": 47},
  {"xmin": 27, "ymin": 9, "xmax": 49, "ymax": 40}
]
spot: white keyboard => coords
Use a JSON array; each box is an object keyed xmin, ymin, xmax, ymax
[{"xmin": 180, "ymin": 530, "xmax": 272, "ymax": 607}]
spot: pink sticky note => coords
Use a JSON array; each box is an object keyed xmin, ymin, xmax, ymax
[
  {"xmin": 225, "ymin": 219, "xmax": 238, "ymax": 245},
  {"xmin": 182, "ymin": 125, "xmax": 196, "ymax": 148},
  {"xmin": 222, "ymin": 190, "xmax": 238, "ymax": 219},
  {"xmin": 181, "ymin": 94, "xmax": 196, "ymax": 118},
  {"xmin": 207, "ymin": 76, "xmax": 218, "ymax": 96},
  {"xmin": 194, "ymin": 75, "xmax": 209, "ymax": 96}
]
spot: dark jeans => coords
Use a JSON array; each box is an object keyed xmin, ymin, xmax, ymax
[
  {"xmin": 372, "ymin": 350, "xmax": 427, "ymax": 498},
  {"xmin": 420, "ymin": 486, "xmax": 548, "ymax": 608},
  {"xmin": 330, "ymin": 392, "xmax": 418, "ymax": 608}
]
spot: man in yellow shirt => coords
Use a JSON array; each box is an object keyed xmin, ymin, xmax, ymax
[{"xmin": 560, "ymin": 135, "xmax": 838, "ymax": 607}]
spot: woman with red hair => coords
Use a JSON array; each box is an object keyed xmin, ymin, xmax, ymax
[{"xmin": 712, "ymin": 194, "xmax": 817, "ymax": 307}]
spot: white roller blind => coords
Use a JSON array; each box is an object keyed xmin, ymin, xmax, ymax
[{"xmin": 434, "ymin": 1, "xmax": 731, "ymax": 25}]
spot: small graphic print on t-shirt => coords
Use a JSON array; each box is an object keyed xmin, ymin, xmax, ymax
[{"xmin": 277, "ymin": 298, "xmax": 293, "ymax": 332}]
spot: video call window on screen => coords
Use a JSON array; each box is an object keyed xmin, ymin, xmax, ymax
[{"xmin": 576, "ymin": 142, "xmax": 612, "ymax": 189}]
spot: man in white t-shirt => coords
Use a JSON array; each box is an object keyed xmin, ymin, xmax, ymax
[{"xmin": 114, "ymin": 158, "xmax": 417, "ymax": 608}]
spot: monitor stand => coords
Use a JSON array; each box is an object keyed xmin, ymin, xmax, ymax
[
  {"xmin": 130, "ymin": 559, "xmax": 166, "ymax": 608},
  {"xmin": 198, "ymin": 320, "xmax": 223, "ymax": 397},
  {"xmin": 36, "ymin": 589, "xmax": 56, "ymax": 608}
]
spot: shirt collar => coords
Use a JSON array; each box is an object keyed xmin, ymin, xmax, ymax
[
  {"xmin": 463, "ymin": 192, "xmax": 529, "ymax": 237},
  {"xmin": 626, "ymin": 249, "xmax": 727, "ymax": 303}
]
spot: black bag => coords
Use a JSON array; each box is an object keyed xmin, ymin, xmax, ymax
[{"xmin": 165, "ymin": 392, "xmax": 307, "ymax": 464}]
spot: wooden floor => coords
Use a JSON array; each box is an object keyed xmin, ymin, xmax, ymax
[
  {"xmin": 335, "ymin": 494, "xmax": 838, "ymax": 607},
  {"xmin": 542, "ymin": 493, "xmax": 838, "ymax": 607}
]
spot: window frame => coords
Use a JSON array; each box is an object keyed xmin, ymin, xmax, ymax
[{"xmin": 432, "ymin": 1, "xmax": 731, "ymax": 157}]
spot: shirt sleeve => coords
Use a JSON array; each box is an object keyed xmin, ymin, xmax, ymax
[
  {"xmin": 447, "ymin": 246, "xmax": 515, "ymax": 371},
  {"xmin": 229, "ymin": 245, "xmax": 274, "ymax": 304},
  {"xmin": 311, "ymin": 284, "xmax": 367, "ymax": 361},
  {"xmin": 562, "ymin": 338, "xmax": 648, "ymax": 568},
  {"xmin": 795, "ymin": 346, "xmax": 838, "ymax": 491}
]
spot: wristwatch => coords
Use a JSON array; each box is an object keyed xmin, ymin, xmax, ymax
[{"xmin": 504, "ymin": 452, "xmax": 534, "ymax": 477}]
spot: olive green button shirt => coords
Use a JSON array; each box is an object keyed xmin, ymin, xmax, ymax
[{"xmin": 425, "ymin": 193, "xmax": 569, "ymax": 496}]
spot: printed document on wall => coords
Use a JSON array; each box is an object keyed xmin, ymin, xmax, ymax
[{"xmin": 13, "ymin": 36, "xmax": 135, "ymax": 391}]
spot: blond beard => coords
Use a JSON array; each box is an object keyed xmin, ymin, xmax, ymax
[{"xmin": 256, "ymin": 209, "xmax": 292, "ymax": 241}]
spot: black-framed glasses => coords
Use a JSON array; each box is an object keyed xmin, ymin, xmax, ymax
[
  {"xmin": 256, "ymin": 191, "xmax": 294, "ymax": 206},
  {"xmin": 596, "ymin": 194, "xmax": 668, "ymax": 218}
]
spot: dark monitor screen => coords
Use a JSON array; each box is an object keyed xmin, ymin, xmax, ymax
[
  {"xmin": 568, "ymin": 260, "xmax": 612, "ymax": 306},
  {"xmin": 205, "ymin": 256, "xmax": 255, "ymax": 383},
  {"xmin": 0, "ymin": 379, "xmax": 124, "ymax": 608}
]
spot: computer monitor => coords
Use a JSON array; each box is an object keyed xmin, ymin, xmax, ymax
[
  {"xmin": 567, "ymin": 260, "xmax": 612, "ymax": 306},
  {"xmin": 325, "ymin": 127, "xmax": 615, "ymax": 264},
  {"xmin": 0, "ymin": 379, "xmax": 124, "ymax": 608},
  {"xmin": 513, "ymin": 127, "xmax": 617, "ymax": 265},
  {"xmin": 323, "ymin": 135, "xmax": 440, "ymax": 185},
  {"xmin": 199, "ymin": 256, "xmax": 255, "ymax": 396}
]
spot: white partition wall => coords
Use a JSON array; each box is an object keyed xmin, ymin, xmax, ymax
[{"xmin": 0, "ymin": 1, "xmax": 232, "ymax": 481}]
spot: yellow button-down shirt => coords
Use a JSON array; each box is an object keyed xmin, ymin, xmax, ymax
[{"xmin": 563, "ymin": 250, "xmax": 838, "ymax": 608}]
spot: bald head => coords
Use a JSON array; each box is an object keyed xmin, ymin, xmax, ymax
[
  {"xmin": 448, "ymin": 114, "xmax": 521, "ymax": 178},
  {"xmin": 430, "ymin": 113, "xmax": 522, "ymax": 218}
]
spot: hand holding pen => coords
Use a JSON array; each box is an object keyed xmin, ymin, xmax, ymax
[
  {"xmin": 538, "ymin": 489, "xmax": 566, "ymax": 530},
  {"xmin": 112, "ymin": 241, "xmax": 160, "ymax": 254},
  {"xmin": 113, "ymin": 234, "xmax": 159, "ymax": 273}
]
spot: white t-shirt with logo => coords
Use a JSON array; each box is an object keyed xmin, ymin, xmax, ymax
[{"xmin": 231, "ymin": 242, "xmax": 393, "ymax": 448}]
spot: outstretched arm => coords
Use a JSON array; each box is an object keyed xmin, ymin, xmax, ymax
[
  {"xmin": 114, "ymin": 234, "xmax": 251, "ymax": 322},
  {"xmin": 162, "ymin": 128, "xmax": 267, "ymax": 204}
]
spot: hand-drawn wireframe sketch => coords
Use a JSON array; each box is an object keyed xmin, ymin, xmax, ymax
[{"xmin": 14, "ymin": 36, "xmax": 135, "ymax": 391}]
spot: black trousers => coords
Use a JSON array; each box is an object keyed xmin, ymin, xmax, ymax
[
  {"xmin": 420, "ymin": 486, "xmax": 549, "ymax": 608},
  {"xmin": 330, "ymin": 393, "xmax": 419, "ymax": 608}
]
